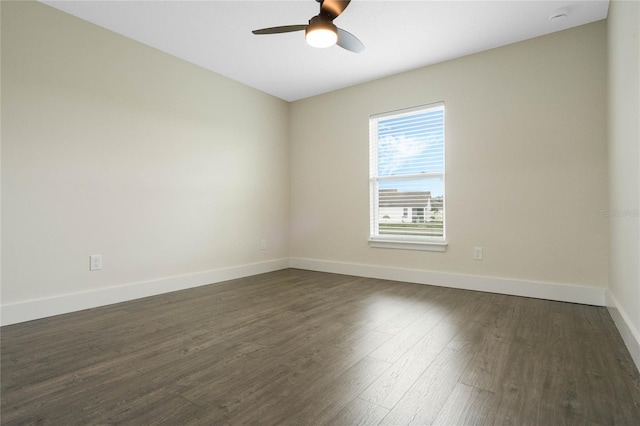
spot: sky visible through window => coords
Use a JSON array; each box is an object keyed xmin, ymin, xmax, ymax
[{"xmin": 377, "ymin": 108, "xmax": 444, "ymax": 196}]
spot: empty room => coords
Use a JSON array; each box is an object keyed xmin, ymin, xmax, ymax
[{"xmin": 1, "ymin": 0, "xmax": 639, "ymax": 424}]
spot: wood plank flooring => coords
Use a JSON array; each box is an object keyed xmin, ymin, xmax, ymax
[{"xmin": 1, "ymin": 269, "xmax": 639, "ymax": 425}]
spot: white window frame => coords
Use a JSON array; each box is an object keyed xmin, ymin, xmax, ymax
[{"xmin": 369, "ymin": 102, "xmax": 447, "ymax": 252}]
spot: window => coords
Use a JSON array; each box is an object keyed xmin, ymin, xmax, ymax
[{"xmin": 369, "ymin": 102, "xmax": 446, "ymax": 251}]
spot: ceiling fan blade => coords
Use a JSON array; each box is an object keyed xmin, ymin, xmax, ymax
[
  {"xmin": 320, "ymin": 0, "xmax": 351, "ymax": 20},
  {"xmin": 252, "ymin": 25, "xmax": 307, "ymax": 35},
  {"xmin": 337, "ymin": 28, "xmax": 364, "ymax": 53}
]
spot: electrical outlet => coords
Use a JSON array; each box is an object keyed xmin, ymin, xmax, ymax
[
  {"xmin": 90, "ymin": 255, "xmax": 102, "ymax": 271},
  {"xmin": 260, "ymin": 239, "xmax": 268, "ymax": 251},
  {"xmin": 473, "ymin": 247, "xmax": 483, "ymax": 261}
]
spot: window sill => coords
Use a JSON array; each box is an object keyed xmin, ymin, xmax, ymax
[{"xmin": 368, "ymin": 238, "xmax": 448, "ymax": 252}]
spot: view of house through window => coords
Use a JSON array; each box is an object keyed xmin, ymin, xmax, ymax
[{"xmin": 369, "ymin": 102, "xmax": 445, "ymax": 247}]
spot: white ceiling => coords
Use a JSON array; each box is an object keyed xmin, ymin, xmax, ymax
[{"xmin": 41, "ymin": 0, "xmax": 610, "ymax": 102}]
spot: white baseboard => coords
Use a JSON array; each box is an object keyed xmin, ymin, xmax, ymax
[
  {"xmin": 606, "ymin": 289, "xmax": 640, "ymax": 372},
  {"xmin": 0, "ymin": 258, "xmax": 289, "ymax": 326},
  {"xmin": 0, "ymin": 257, "xmax": 610, "ymax": 327},
  {"xmin": 289, "ymin": 258, "xmax": 606, "ymax": 306}
]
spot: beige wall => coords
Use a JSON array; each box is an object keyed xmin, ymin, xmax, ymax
[
  {"xmin": 0, "ymin": 2, "xmax": 612, "ymax": 313},
  {"xmin": 1, "ymin": 1, "xmax": 290, "ymax": 304},
  {"xmin": 608, "ymin": 0, "xmax": 640, "ymax": 338},
  {"xmin": 290, "ymin": 22, "xmax": 608, "ymax": 288}
]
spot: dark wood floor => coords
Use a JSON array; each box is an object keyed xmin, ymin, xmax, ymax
[{"xmin": 2, "ymin": 269, "xmax": 639, "ymax": 425}]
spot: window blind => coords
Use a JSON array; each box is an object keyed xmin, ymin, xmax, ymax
[{"xmin": 369, "ymin": 103, "xmax": 445, "ymax": 242}]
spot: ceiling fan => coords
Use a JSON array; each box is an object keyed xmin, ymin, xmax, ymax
[{"xmin": 252, "ymin": 0, "xmax": 365, "ymax": 53}]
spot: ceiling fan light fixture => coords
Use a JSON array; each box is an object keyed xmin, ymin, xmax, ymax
[
  {"xmin": 305, "ymin": 18, "xmax": 338, "ymax": 48},
  {"xmin": 252, "ymin": 1, "xmax": 363, "ymax": 53}
]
